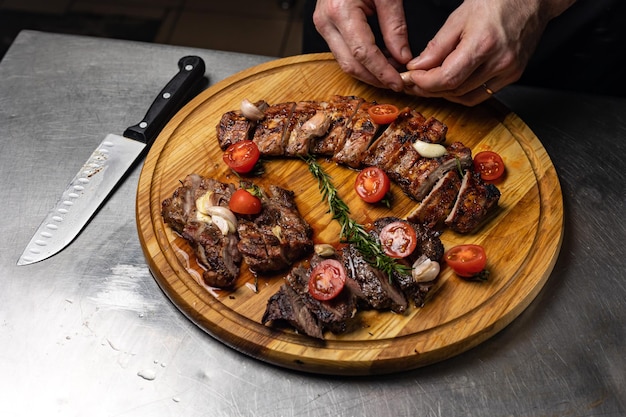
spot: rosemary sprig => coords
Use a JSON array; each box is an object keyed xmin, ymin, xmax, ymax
[{"xmin": 303, "ymin": 155, "xmax": 408, "ymax": 277}]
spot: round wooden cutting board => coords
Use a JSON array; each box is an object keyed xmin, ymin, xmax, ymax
[{"xmin": 136, "ymin": 53, "xmax": 563, "ymax": 375}]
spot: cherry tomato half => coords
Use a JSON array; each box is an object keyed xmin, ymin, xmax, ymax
[
  {"xmin": 308, "ymin": 259, "xmax": 347, "ymax": 301},
  {"xmin": 355, "ymin": 167, "xmax": 391, "ymax": 203},
  {"xmin": 228, "ymin": 188, "xmax": 262, "ymax": 215},
  {"xmin": 368, "ymin": 104, "xmax": 400, "ymax": 124},
  {"xmin": 379, "ymin": 221, "xmax": 417, "ymax": 258},
  {"xmin": 444, "ymin": 244, "xmax": 487, "ymax": 278},
  {"xmin": 223, "ymin": 140, "xmax": 261, "ymax": 174},
  {"xmin": 473, "ymin": 151, "xmax": 505, "ymax": 182}
]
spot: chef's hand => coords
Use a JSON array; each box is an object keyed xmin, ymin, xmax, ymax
[
  {"xmin": 312, "ymin": 0, "xmax": 411, "ymax": 92},
  {"xmin": 402, "ymin": 0, "xmax": 574, "ymax": 106}
]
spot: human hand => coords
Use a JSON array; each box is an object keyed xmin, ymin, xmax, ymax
[
  {"xmin": 312, "ymin": 0, "xmax": 412, "ymax": 92},
  {"xmin": 401, "ymin": 0, "xmax": 572, "ymax": 106}
]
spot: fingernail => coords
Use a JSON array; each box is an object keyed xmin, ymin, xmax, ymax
[
  {"xmin": 389, "ymin": 82, "xmax": 402, "ymax": 92},
  {"xmin": 400, "ymin": 46, "xmax": 412, "ymax": 62}
]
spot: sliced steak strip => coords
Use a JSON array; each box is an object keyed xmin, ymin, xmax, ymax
[
  {"xmin": 332, "ymin": 100, "xmax": 380, "ymax": 168},
  {"xmin": 445, "ymin": 170, "xmax": 501, "ymax": 233},
  {"xmin": 406, "ymin": 170, "xmax": 462, "ymax": 229},
  {"xmin": 252, "ymin": 101, "xmax": 295, "ymax": 156},
  {"xmin": 161, "ymin": 174, "xmax": 242, "ymax": 288},
  {"xmin": 237, "ymin": 185, "xmax": 313, "ymax": 274},
  {"xmin": 285, "ymin": 261, "xmax": 357, "ymax": 334},
  {"xmin": 310, "ymin": 95, "xmax": 363, "ymax": 156},
  {"xmin": 284, "ymin": 101, "xmax": 331, "ymax": 157},
  {"xmin": 216, "ymin": 100, "xmax": 268, "ymax": 150},
  {"xmin": 262, "ymin": 283, "xmax": 324, "ymax": 339},
  {"xmin": 341, "ymin": 244, "xmax": 408, "ymax": 313}
]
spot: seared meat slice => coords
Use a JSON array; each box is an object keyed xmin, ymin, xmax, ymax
[
  {"xmin": 371, "ymin": 217, "xmax": 444, "ymax": 307},
  {"xmin": 310, "ymin": 95, "xmax": 363, "ymax": 156},
  {"xmin": 237, "ymin": 185, "xmax": 313, "ymax": 274},
  {"xmin": 406, "ymin": 170, "xmax": 462, "ymax": 229},
  {"xmin": 216, "ymin": 100, "xmax": 268, "ymax": 150},
  {"xmin": 284, "ymin": 101, "xmax": 331, "ymax": 157},
  {"xmin": 333, "ymin": 101, "xmax": 380, "ymax": 168},
  {"xmin": 445, "ymin": 170, "xmax": 501, "ymax": 233},
  {"xmin": 262, "ymin": 283, "xmax": 324, "ymax": 339},
  {"xmin": 161, "ymin": 174, "xmax": 242, "ymax": 288},
  {"xmin": 341, "ymin": 244, "xmax": 408, "ymax": 313},
  {"xmin": 422, "ymin": 116, "xmax": 448, "ymax": 144},
  {"xmin": 285, "ymin": 261, "xmax": 357, "ymax": 334},
  {"xmin": 252, "ymin": 101, "xmax": 295, "ymax": 156}
]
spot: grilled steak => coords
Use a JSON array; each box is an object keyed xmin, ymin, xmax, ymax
[
  {"xmin": 341, "ymin": 244, "xmax": 408, "ymax": 313},
  {"xmin": 371, "ymin": 217, "xmax": 444, "ymax": 307},
  {"xmin": 161, "ymin": 174, "xmax": 242, "ymax": 288},
  {"xmin": 406, "ymin": 170, "xmax": 462, "ymax": 229},
  {"xmin": 216, "ymin": 100, "xmax": 268, "ymax": 150},
  {"xmin": 284, "ymin": 101, "xmax": 331, "ymax": 157},
  {"xmin": 252, "ymin": 101, "xmax": 295, "ymax": 156},
  {"xmin": 310, "ymin": 95, "xmax": 363, "ymax": 156},
  {"xmin": 237, "ymin": 185, "xmax": 313, "ymax": 274},
  {"xmin": 445, "ymin": 170, "xmax": 501, "ymax": 233},
  {"xmin": 262, "ymin": 282, "xmax": 324, "ymax": 339},
  {"xmin": 333, "ymin": 100, "xmax": 380, "ymax": 168}
]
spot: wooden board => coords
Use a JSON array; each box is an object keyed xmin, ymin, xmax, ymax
[{"xmin": 136, "ymin": 53, "xmax": 563, "ymax": 375}]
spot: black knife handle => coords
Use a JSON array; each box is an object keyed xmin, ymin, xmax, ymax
[{"xmin": 123, "ymin": 55, "xmax": 206, "ymax": 145}]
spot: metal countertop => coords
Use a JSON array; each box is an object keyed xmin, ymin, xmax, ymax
[{"xmin": 0, "ymin": 31, "xmax": 624, "ymax": 417}]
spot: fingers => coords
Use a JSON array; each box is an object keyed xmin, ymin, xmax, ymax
[
  {"xmin": 375, "ymin": 0, "xmax": 412, "ymax": 64},
  {"xmin": 313, "ymin": 0, "xmax": 405, "ymax": 91}
]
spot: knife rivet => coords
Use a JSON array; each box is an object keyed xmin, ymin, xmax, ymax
[
  {"xmin": 162, "ymin": 92, "xmax": 171, "ymax": 99},
  {"xmin": 139, "ymin": 121, "xmax": 148, "ymax": 129},
  {"xmin": 185, "ymin": 64, "xmax": 193, "ymax": 71}
]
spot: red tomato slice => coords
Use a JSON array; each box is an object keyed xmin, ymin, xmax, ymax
[
  {"xmin": 473, "ymin": 151, "xmax": 505, "ymax": 181},
  {"xmin": 444, "ymin": 244, "xmax": 487, "ymax": 278},
  {"xmin": 228, "ymin": 188, "xmax": 262, "ymax": 215},
  {"xmin": 368, "ymin": 104, "xmax": 400, "ymax": 124},
  {"xmin": 308, "ymin": 259, "xmax": 347, "ymax": 301},
  {"xmin": 379, "ymin": 221, "xmax": 417, "ymax": 258},
  {"xmin": 223, "ymin": 140, "xmax": 260, "ymax": 174},
  {"xmin": 355, "ymin": 167, "xmax": 390, "ymax": 203}
]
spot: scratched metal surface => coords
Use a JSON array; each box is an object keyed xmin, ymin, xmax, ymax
[{"xmin": 0, "ymin": 31, "xmax": 624, "ymax": 417}]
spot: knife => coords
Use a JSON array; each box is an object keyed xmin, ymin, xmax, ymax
[{"xmin": 17, "ymin": 55, "xmax": 206, "ymax": 266}]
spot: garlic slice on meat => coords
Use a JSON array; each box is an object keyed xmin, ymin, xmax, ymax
[
  {"xmin": 412, "ymin": 140, "xmax": 447, "ymax": 158},
  {"xmin": 412, "ymin": 255, "xmax": 440, "ymax": 283},
  {"xmin": 195, "ymin": 191, "xmax": 238, "ymax": 235},
  {"xmin": 205, "ymin": 206, "xmax": 238, "ymax": 234},
  {"xmin": 240, "ymin": 98, "xmax": 266, "ymax": 121}
]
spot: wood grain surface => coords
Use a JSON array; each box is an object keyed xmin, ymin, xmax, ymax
[{"xmin": 135, "ymin": 53, "xmax": 564, "ymax": 375}]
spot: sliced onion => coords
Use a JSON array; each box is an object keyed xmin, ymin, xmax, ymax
[
  {"xmin": 412, "ymin": 255, "xmax": 440, "ymax": 283},
  {"xmin": 211, "ymin": 215, "xmax": 232, "ymax": 235},
  {"xmin": 412, "ymin": 140, "xmax": 447, "ymax": 158},
  {"xmin": 240, "ymin": 98, "xmax": 266, "ymax": 121},
  {"xmin": 205, "ymin": 206, "xmax": 238, "ymax": 233}
]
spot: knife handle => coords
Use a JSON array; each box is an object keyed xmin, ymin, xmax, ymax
[{"xmin": 123, "ymin": 55, "xmax": 206, "ymax": 145}]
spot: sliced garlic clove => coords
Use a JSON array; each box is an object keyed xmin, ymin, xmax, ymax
[
  {"xmin": 205, "ymin": 206, "xmax": 238, "ymax": 233},
  {"xmin": 314, "ymin": 243, "xmax": 336, "ymax": 257}
]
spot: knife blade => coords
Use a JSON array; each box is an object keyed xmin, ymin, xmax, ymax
[{"xmin": 17, "ymin": 55, "xmax": 206, "ymax": 266}]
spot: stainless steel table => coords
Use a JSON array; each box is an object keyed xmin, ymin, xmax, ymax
[{"xmin": 1, "ymin": 30, "xmax": 624, "ymax": 416}]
